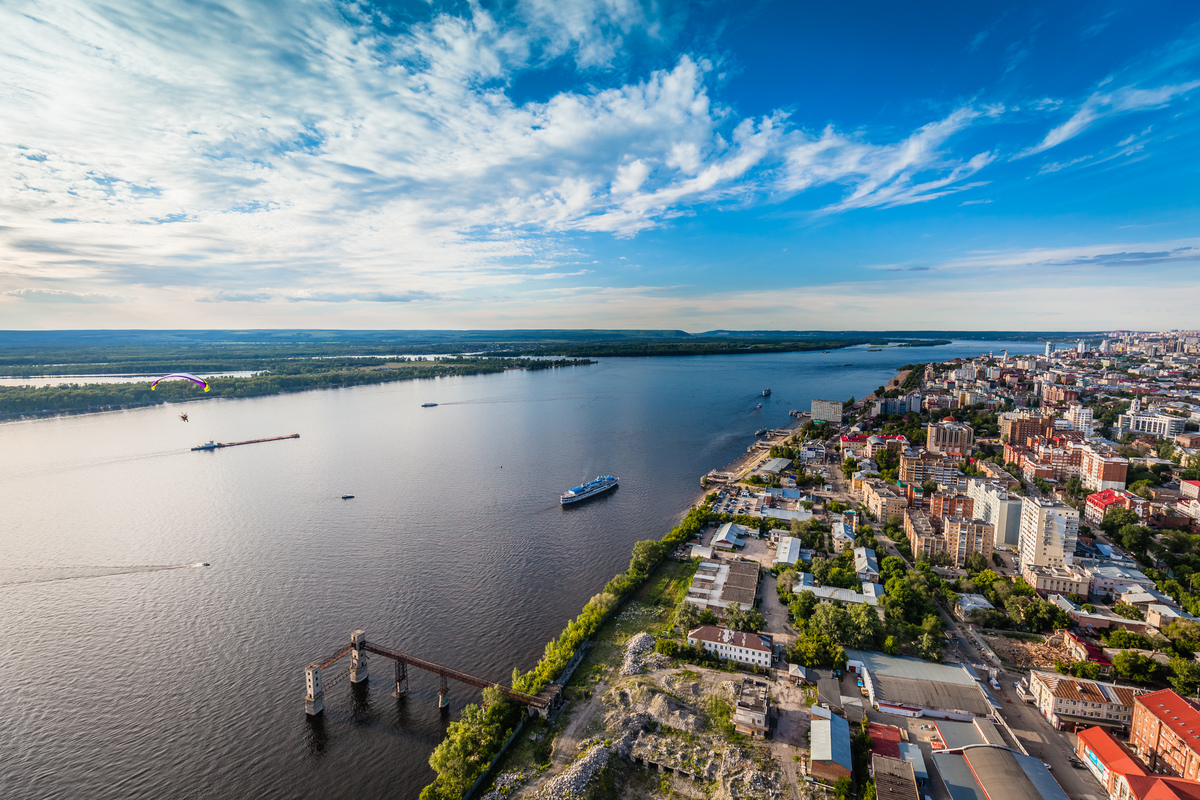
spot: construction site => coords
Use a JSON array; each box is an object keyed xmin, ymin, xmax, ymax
[{"xmin": 980, "ymin": 631, "xmax": 1073, "ymax": 670}]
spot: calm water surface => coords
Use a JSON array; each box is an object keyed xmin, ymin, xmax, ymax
[{"xmin": 0, "ymin": 342, "xmax": 1039, "ymax": 799}]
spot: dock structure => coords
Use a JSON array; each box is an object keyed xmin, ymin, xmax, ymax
[{"xmin": 304, "ymin": 630, "xmax": 561, "ymax": 717}]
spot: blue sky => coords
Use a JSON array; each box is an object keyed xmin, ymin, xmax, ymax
[{"xmin": 2, "ymin": 0, "xmax": 1199, "ymax": 330}]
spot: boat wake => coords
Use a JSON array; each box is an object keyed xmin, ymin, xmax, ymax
[{"xmin": 0, "ymin": 563, "xmax": 207, "ymax": 587}]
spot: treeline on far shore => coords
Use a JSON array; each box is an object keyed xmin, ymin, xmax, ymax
[
  {"xmin": 509, "ymin": 338, "xmax": 951, "ymax": 358},
  {"xmin": 0, "ymin": 358, "xmax": 591, "ymax": 420}
]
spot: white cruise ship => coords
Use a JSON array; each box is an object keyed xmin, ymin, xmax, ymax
[{"xmin": 560, "ymin": 475, "xmax": 619, "ymax": 505}]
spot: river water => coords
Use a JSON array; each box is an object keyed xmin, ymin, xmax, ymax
[{"xmin": 0, "ymin": 341, "xmax": 1040, "ymax": 799}]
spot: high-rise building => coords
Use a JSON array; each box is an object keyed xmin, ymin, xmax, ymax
[
  {"xmin": 811, "ymin": 399, "xmax": 844, "ymax": 424},
  {"xmin": 926, "ymin": 419, "xmax": 974, "ymax": 456},
  {"xmin": 1078, "ymin": 444, "xmax": 1129, "ymax": 491},
  {"xmin": 1018, "ymin": 496, "xmax": 1079, "ymax": 571},
  {"xmin": 930, "ymin": 491, "xmax": 973, "ymax": 521},
  {"xmin": 1045, "ymin": 342, "xmax": 1054, "ymax": 357},
  {"xmin": 944, "ymin": 517, "xmax": 994, "ymax": 567},
  {"xmin": 967, "ymin": 479, "xmax": 1023, "ymax": 546},
  {"xmin": 1076, "ymin": 340, "xmax": 1086, "ymax": 354},
  {"xmin": 1099, "ymin": 339, "xmax": 1111, "ymax": 354},
  {"xmin": 1065, "ymin": 404, "xmax": 1094, "ymax": 437}
]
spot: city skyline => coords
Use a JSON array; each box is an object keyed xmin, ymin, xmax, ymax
[{"xmin": 3, "ymin": 0, "xmax": 1199, "ymax": 330}]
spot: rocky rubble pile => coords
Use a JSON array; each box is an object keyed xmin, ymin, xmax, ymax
[
  {"xmin": 621, "ymin": 632, "xmax": 656, "ymax": 675},
  {"xmin": 536, "ymin": 743, "xmax": 611, "ymax": 800},
  {"xmin": 478, "ymin": 770, "xmax": 531, "ymax": 800}
]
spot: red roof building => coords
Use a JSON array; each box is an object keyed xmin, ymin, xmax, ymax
[
  {"xmin": 1077, "ymin": 726, "xmax": 1200, "ymax": 800},
  {"xmin": 866, "ymin": 722, "xmax": 903, "ymax": 759},
  {"xmin": 1085, "ymin": 488, "xmax": 1151, "ymax": 526},
  {"xmin": 1132, "ymin": 690, "xmax": 1200, "ymax": 782}
]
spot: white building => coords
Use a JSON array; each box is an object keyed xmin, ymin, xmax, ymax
[
  {"xmin": 1029, "ymin": 671, "xmax": 1140, "ymax": 731},
  {"xmin": 1019, "ymin": 496, "xmax": 1079, "ymax": 571},
  {"xmin": 1117, "ymin": 399, "xmax": 1187, "ymax": 440},
  {"xmin": 1066, "ymin": 404, "xmax": 1095, "ymax": 437},
  {"xmin": 812, "ymin": 399, "xmax": 845, "ymax": 424},
  {"xmin": 687, "ymin": 625, "xmax": 773, "ymax": 668},
  {"xmin": 967, "ymin": 478, "xmax": 1023, "ymax": 547},
  {"xmin": 854, "ymin": 547, "xmax": 880, "ymax": 583},
  {"xmin": 775, "ymin": 536, "xmax": 803, "ymax": 567}
]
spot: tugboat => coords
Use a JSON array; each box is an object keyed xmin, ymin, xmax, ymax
[
  {"xmin": 191, "ymin": 441, "xmax": 219, "ymax": 451},
  {"xmin": 761, "ymin": 388, "xmax": 772, "ymax": 397}
]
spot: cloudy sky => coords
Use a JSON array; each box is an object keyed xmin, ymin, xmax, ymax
[{"xmin": 2, "ymin": 0, "xmax": 1199, "ymax": 330}]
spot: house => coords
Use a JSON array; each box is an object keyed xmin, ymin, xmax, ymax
[
  {"xmin": 687, "ymin": 625, "xmax": 773, "ymax": 668},
  {"xmin": 774, "ymin": 536, "xmax": 803, "ymax": 567},
  {"xmin": 734, "ymin": 679, "xmax": 770, "ymax": 737},
  {"xmin": 1029, "ymin": 671, "xmax": 1141, "ymax": 732},
  {"xmin": 1076, "ymin": 559, "xmax": 1155, "ymax": 601},
  {"xmin": 787, "ymin": 663, "xmax": 814, "ymax": 685},
  {"xmin": 854, "ymin": 547, "xmax": 880, "ymax": 583},
  {"xmin": 954, "ymin": 593, "xmax": 995, "ymax": 620},
  {"xmin": 712, "ymin": 522, "xmax": 749, "ymax": 550},
  {"xmin": 1063, "ymin": 631, "xmax": 1115, "ymax": 676},
  {"xmin": 810, "ymin": 706, "xmax": 853, "ymax": 782},
  {"xmin": 831, "ymin": 522, "xmax": 854, "ymax": 552},
  {"xmin": 1146, "ymin": 604, "xmax": 1200, "ymax": 629}
]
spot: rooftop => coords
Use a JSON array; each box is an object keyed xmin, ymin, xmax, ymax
[
  {"xmin": 1031, "ymin": 671, "xmax": 1140, "ymax": 706},
  {"xmin": 1136, "ymin": 690, "xmax": 1200, "ymax": 752},
  {"xmin": 872, "ymin": 754, "xmax": 919, "ymax": 800},
  {"xmin": 810, "ymin": 706, "xmax": 852, "ymax": 770},
  {"xmin": 688, "ymin": 625, "xmax": 773, "ymax": 654}
]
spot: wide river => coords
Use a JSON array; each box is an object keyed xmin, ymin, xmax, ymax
[{"xmin": 0, "ymin": 341, "xmax": 1041, "ymax": 799}]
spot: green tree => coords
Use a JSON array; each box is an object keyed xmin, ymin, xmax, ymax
[
  {"xmin": 674, "ymin": 600, "xmax": 701, "ymax": 632},
  {"xmin": 847, "ymin": 603, "xmax": 884, "ymax": 650},
  {"xmin": 964, "ymin": 552, "xmax": 988, "ymax": 574},
  {"xmin": 1100, "ymin": 507, "xmax": 1140, "ymax": 536},
  {"xmin": 1112, "ymin": 650, "xmax": 1161, "ymax": 684},
  {"xmin": 1171, "ymin": 657, "xmax": 1200, "ymax": 697},
  {"xmin": 791, "ymin": 590, "xmax": 819, "ymax": 621},
  {"xmin": 725, "ymin": 606, "xmax": 766, "ymax": 632}
]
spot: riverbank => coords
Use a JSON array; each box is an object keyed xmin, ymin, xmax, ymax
[{"xmin": 0, "ymin": 357, "xmax": 593, "ymax": 421}]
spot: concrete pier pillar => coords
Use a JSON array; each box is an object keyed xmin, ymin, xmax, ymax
[
  {"xmin": 392, "ymin": 661, "xmax": 409, "ymax": 698},
  {"xmin": 304, "ymin": 663, "xmax": 324, "ymax": 716},
  {"xmin": 350, "ymin": 629, "xmax": 369, "ymax": 684},
  {"xmin": 438, "ymin": 676, "xmax": 450, "ymax": 709}
]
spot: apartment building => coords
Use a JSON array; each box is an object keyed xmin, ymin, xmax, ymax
[
  {"xmin": 1080, "ymin": 444, "xmax": 1130, "ymax": 492},
  {"xmin": 1067, "ymin": 404, "xmax": 1095, "ymax": 437},
  {"xmin": 1023, "ymin": 564, "xmax": 1090, "ymax": 596},
  {"xmin": 1001, "ymin": 411, "xmax": 1056, "ymax": 447},
  {"xmin": 861, "ymin": 479, "xmax": 907, "ymax": 521},
  {"xmin": 1130, "ymin": 690, "xmax": 1200, "ymax": 781},
  {"xmin": 899, "ymin": 451, "xmax": 963, "ymax": 487},
  {"xmin": 943, "ymin": 517, "xmax": 994, "ymax": 567},
  {"xmin": 904, "ymin": 509, "xmax": 946, "ymax": 560},
  {"xmin": 967, "ymin": 478, "xmax": 1023, "ymax": 546},
  {"xmin": 1030, "ymin": 671, "xmax": 1140, "ymax": 732},
  {"xmin": 687, "ymin": 626, "xmax": 774, "ymax": 668},
  {"xmin": 1019, "ymin": 496, "xmax": 1079, "ymax": 570},
  {"xmin": 926, "ymin": 419, "xmax": 975, "ymax": 456},
  {"xmin": 1044, "ymin": 385, "xmax": 1080, "ymax": 404},
  {"xmin": 930, "ymin": 491, "xmax": 974, "ymax": 522}
]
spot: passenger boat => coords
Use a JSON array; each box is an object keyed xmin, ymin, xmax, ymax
[
  {"xmin": 761, "ymin": 388, "xmax": 772, "ymax": 397},
  {"xmin": 560, "ymin": 475, "xmax": 618, "ymax": 505},
  {"xmin": 191, "ymin": 441, "xmax": 219, "ymax": 451}
]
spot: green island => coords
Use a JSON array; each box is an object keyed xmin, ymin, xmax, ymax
[{"xmin": 0, "ymin": 357, "xmax": 591, "ymax": 420}]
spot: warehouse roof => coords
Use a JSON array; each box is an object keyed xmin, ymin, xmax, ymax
[
  {"xmin": 934, "ymin": 746, "xmax": 1068, "ymax": 800},
  {"xmin": 872, "ymin": 755, "xmax": 919, "ymax": 800},
  {"xmin": 810, "ymin": 706, "xmax": 852, "ymax": 771}
]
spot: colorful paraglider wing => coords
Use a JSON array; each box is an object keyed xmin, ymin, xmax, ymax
[{"xmin": 151, "ymin": 373, "xmax": 210, "ymax": 392}]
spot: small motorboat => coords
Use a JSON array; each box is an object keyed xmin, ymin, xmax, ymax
[
  {"xmin": 755, "ymin": 403, "xmax": 762, "ymax": 409},
  {"xmin": 421, "ymin": 402, "xmax": 438, "ymax": 407},
  {"xmin": 202, "ymin": 562, "xmax": 210, "ymax": 567},
  {"xmin": 341, "ymin": 494, "xmax": 355, "ymax": 500}
]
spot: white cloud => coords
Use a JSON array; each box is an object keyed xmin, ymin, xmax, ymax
[
  {"xmin": 1024, "ymin": 80, "xmax": 1200, "ymax": 155},
  {"xmin": 4, "ymin": 288, "xmax": 127, "ymax": 303}
]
